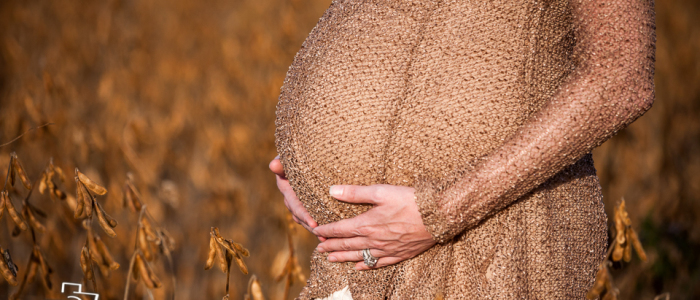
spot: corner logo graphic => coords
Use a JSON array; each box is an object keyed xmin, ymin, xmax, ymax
[{"xmin": 61, "ymin": 282, "xmax": 100, "ymax": 300}]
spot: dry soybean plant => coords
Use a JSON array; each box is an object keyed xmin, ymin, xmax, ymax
[
  {"xmin": 38, "ymin": 158, "xmax": 71, "ymax": 214},
  {"xmin": 205, "ymin": 226, "xmax": 251, "ymax": 299},
  {"xmin": 244, "ymin": 275, "xmax": 265, "ymax": 300},
  {"xmin": 123, "ymin": 176, "xmax": 176, "ymax": 300},
  {"xmin": 0, "ymin": 150, "xmax": 178, "ymax": 298},
  {"xmin": 0, "ymin": 153, "xmax": 55, "ymax": 299},
  {"xmin": 73, "ymin": 167, "xmax": 120, "ymax": 293},
  {"xmin": 587, "ymin": 199, "xmax": 648, "ymax": 300},
  {"xmin": 0, "ymin": 243, "xmax": 19, "ymax": 286},
  {"xmin": 275, "ymin": 215, "xmax": 306, "ymax": 300}
]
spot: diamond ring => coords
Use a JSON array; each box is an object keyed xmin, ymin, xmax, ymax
[{"xmin": 361, "ymin": 248, "xmax": 378, "ymax": 268}]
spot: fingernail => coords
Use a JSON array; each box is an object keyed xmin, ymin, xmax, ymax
[
  {"xmin": 330, "ymin": 185, "xmax": 342, "ymax": 197},
  {"xmin": 328, "ymin": 256, "xmax": 337, "ymax": 262},
  {"xmin": 316, "ymin": 246, "xmax": 324, "ymax": 253}
]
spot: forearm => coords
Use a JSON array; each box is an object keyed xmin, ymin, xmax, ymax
[{"xmin": 416, "ymin": 0, "xmax": 656, "ymax": 243}]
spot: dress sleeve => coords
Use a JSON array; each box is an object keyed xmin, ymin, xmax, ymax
[{"xmin": 414, "ymin": 0, "xmax": 656, "ymax": 243}]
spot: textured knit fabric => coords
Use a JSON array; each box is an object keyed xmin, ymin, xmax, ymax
[{"xmin": 275, "ymin": 0, "xmax": 655, "ymax": 298}]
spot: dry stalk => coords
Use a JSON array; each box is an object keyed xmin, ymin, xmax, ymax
[
  {"xmin": 205, "ymin": 226, "xmax": 250, "ymax": 299},
  {"xmin": 1, "ymin": 153, "xmax": 32, "ymax": 234},
  {"xmin": 0, "ymin": 153, "xmax": 57, "ymax": 299},
  {"xmin": 73, "ymin": 167, "xmax": 120, "ymax": 294},
  {"xmin": 275, "ymin": 214, "xmax": 306, "ymax": 300},
  {"xmin": 123, "ymin": 198, "xmax": 176, "ymax": 300},
  {"xmin": 1, "ymin": 154, "xmax": 29, "ymax": 291},
  {"xmin": 123, "ymin": 250, "xmax": 140, "ymax": 300},
  {"xmin": 0, "ymin": 123, "xmax": 54, "ymax": 148},
  {"xmin": 37, "ymin": 159, "xmax": 80, "ymax": 231},
  {"xmin": 123, "ymin": 173, "xmax": 143, "ymax": 212},
  {"xmin": 11, "ymin": 244, "xmax": 54, "ymax": 300},
  {"xmin": 587, "ymin": 199, "xmax": 648, "ymax": 300}
]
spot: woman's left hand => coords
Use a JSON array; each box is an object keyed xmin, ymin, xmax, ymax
[{"xmin": 312, "ymin": 184, "xmax": 436, "ymax": 270}]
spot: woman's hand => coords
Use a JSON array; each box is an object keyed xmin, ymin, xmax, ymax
[
  {"xmin": 313, "ymin": 185, "xmax": 436, "ymax": 270},
  {"xmin": 269, "ymin": 156, "xmax": 320, "ymax": 235}
]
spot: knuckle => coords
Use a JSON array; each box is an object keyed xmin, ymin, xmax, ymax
[
  {"xmin": 342, "ymin": 240, "xmax": 352, "ymax": 250},
  {"xmin": 331, "ymin": 227, "xmax": 339, "ymax": 237},
  {"xmin": 372, "ymin": 240, "xmax": 387, "ymax": 249},
  {"xmin": 357, "ymin": 226, "xmax": 372, "ymax": 237},
  {"xmin": 352, "ymin": 228, "xmax": 364, "ymax": 237}
]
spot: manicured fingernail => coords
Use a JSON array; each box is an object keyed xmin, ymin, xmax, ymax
[
  {"xmin": 328, "ymin": 256, "xmax": 337, "ymax": 262},
  {"xmin": 330, "ymin": 185, "xmax": 342, "ymax": 197}
]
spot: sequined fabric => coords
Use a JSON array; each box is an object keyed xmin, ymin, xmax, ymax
[{"xmin": 275, "ymin": 0, "xmax": 655, "ymax": 298}]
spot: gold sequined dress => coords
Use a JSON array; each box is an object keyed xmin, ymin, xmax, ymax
[{"xmin": 275, "ymin": 0, "xmax": 655, "ymax": 298}]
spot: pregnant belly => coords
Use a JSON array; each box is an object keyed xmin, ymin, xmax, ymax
[
  {"xmin": 274, "ymin": 0, "xmax": 554, "ymax": 225},
  {"xmin": 274, "ymin": 0, "xmax": 430, "ymax": 224}
]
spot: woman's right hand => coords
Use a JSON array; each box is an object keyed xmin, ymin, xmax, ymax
[{"xmin": 269, "ymin": 156, "xmax": 322, "ymax": 238}]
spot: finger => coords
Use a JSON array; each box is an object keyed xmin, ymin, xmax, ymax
[
  {"xmin": 312, "ymin": 215, "xmax": 368, "ymax": 238},
  {"xmin": 355, "ymin": 256, "xmax": 403, "ymax": 270},
  {"xmin": 316, "ymin": 237, "xmax": 369, "ymax": 253},
  {"xmin": 269, "ymin": 156, "xmax": 286, "ymax": 177},
  {"xmin": 282, "ymin": 190, "xmax": 317, "ymax": 228},
  {"xmin": 327, "ymin": 250, "xmax": 363, "ymax": 262},
  {"xmin": 276, "ymin": 175, "xmax": 295, "ymax": 198},
  {"xmin": 329, "ymin": 185, "xmax": 384, "ymax": 205},
  {"xmin": 328, "ymin": 249, "xmax": 389, "ymax": 263},
  {"xmin": 291, "ymin": 215, "xmax": 315, "ymax": 232},
  {"xmin": 278, "ymin": 177, "xmax": 318, "ymax": 228},
  {"xmin": 285, "ymin": 196, "xmax": 318, "ymax": 228}
]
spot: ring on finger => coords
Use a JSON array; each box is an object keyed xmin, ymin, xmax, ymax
[{"xmin": 362, "ymin": 249, "xmax": 378, "ymax": 268}]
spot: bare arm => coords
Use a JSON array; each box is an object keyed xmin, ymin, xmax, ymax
[{"xmin": 415, "ymin": 0, "xmax": 656, "ymax": 243}]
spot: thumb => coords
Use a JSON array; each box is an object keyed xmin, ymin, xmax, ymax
[{"xmin": 269, "ymin": 156, "xmax": 286, "ymax": 177}]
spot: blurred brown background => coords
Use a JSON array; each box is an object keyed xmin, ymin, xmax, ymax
[{"xmin": 0, "ymin": 0, "xmax": 697, "ymax": 299}]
